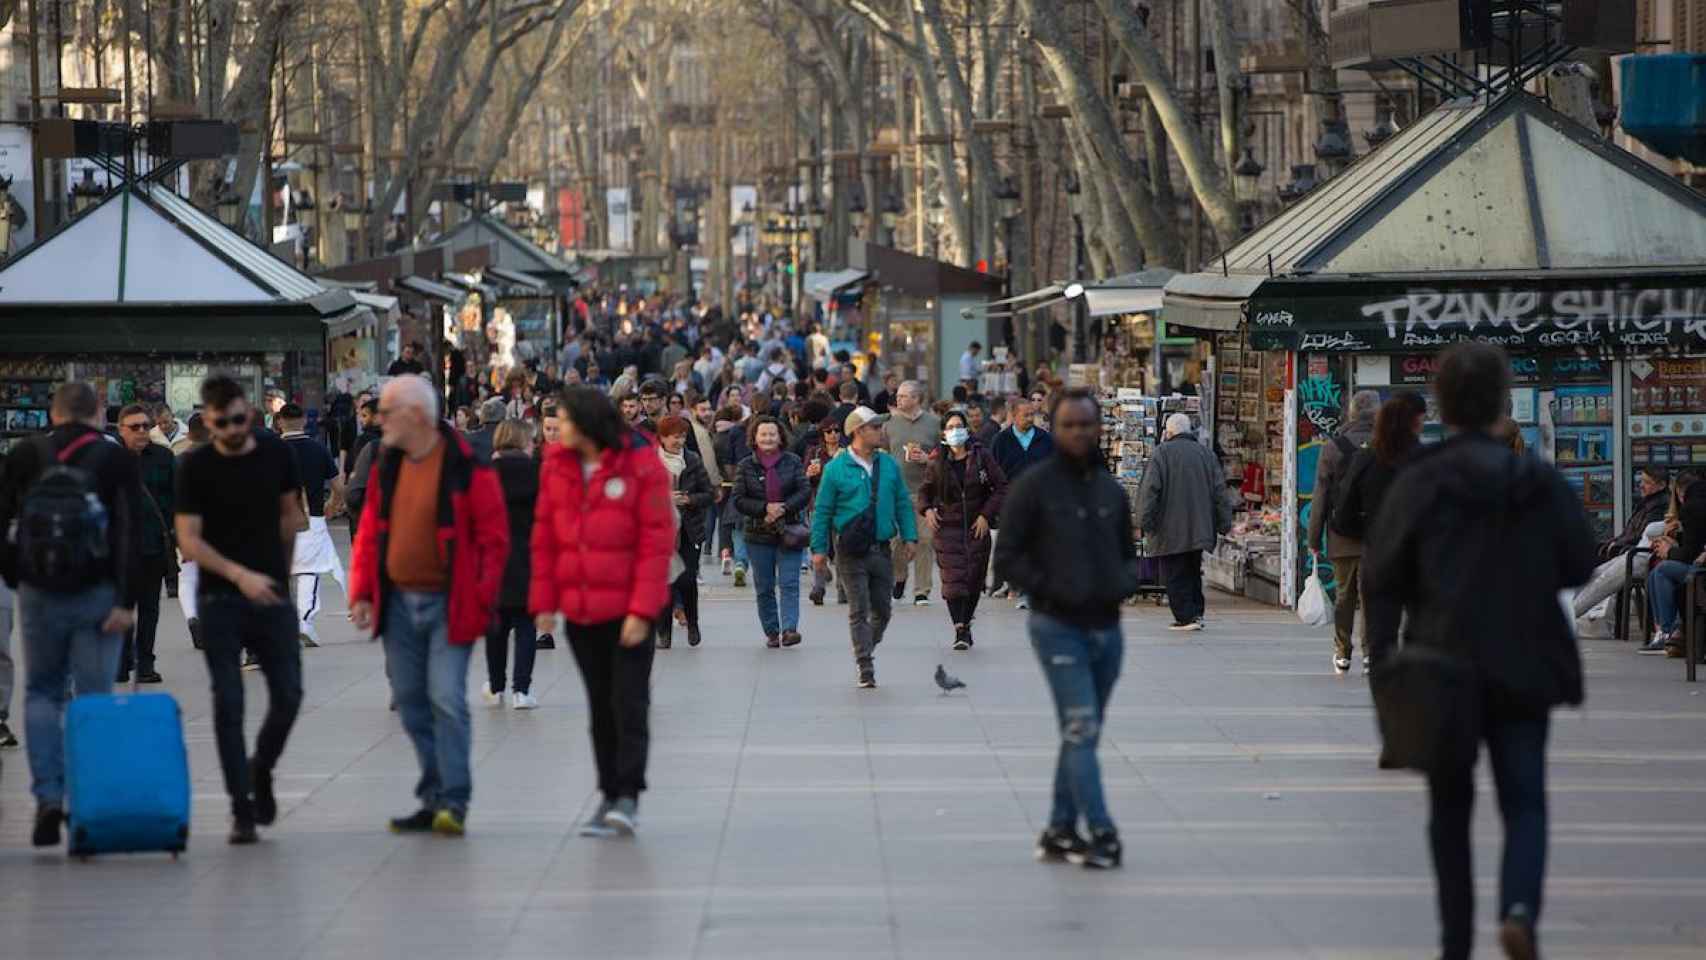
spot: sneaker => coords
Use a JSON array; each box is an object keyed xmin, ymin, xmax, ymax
[
  {"xmin": 733, "ymin": 567, "xmax": 747, "ymax": 587},
  {"xmin": 721, "ymin": 557, "xmax": 733, "ymax": 575},
  {"xmin": 780, "ymin": 629, "xmax": 802, "ymax": 648},
  {"xmin": 250, "ymin": 761, "xmax": 277, "ymax": 826},
  {"xmin": 989, "ymin": 582, "xmax": 1008, "ymax": 598},
  {"xmin": 389, "ymin": 809, "xmax": 436, "ymax": 834},
  {"xmin": 1638, "ymin": 633, "xmax": 1671, "ymax": 655},
  {"xmin": 1498, "ymin": 906, "xmax": 1538, "ymax": 960},
  {"xmin": 431, "ymin": 809, "xmax": 466, "ymax": 837},
  {"xmin": 0, "ymin": 721, "xmax": 18, "ymax": 748},
  {"xmin": 511, "ymin": 691, "xmax": 539, "ymax": 710},
  {"xmin": 603, "ymin": 797, "xmax": 638, "ymax": 836},
  {"xmin": 137, "ymin": 670, "xmax": 164, "ymax": 684},
  {"xmin": 241, "ymin": 651, "xmax": 260, "ymax": 671},
  {"xmin": 299, "ymin": 632, "xmax": 319, "ymax": 649},
  {"xmin": 952, "ymin": 624, "xmax": 970, "ymax": 652},
  {"xmin": 1034, "ymin": 826, "xmax": 1090, "ymax": 864},
  {"xmin": 892, "ymin": 581, "xmax": 907, "ymax": 601},
  {"xmin": 32, "ymin": 805, "xmax": 63, "ymax": 847},
  {"xmin": 1081, "ymin": 829, "xmax": 1123, "ymax": 869},
  {"xmin": 766, "ymin": 633, "xmax": 781, "ymax": 648},
  {"xmin": 688, "ymin": 625, "xmax": 703, "ymax": 647},
  {"xmin": 1167, "ymin": 621, "xmax": 1204, "ymax": 632},
  {"xmin": 809, "ymin": 586, "xmax": 825, "ymax": 606},
  {"xmin": 116, "ymin": 669, "xmax": 130, "ymax": 684},
  {"xmin": 913, "ymin": 594, "xmax": 930, "ymax": 606},
  {"xmin": 481, "ymin": 684, "xmax": 505, "ymax": 707},
  {"xmin": 656, "ymin": 630, "xmax": 672, "ymax": 650},
  {"xmin": 536, "ymin": 633, "xmax": 556, "ymax": 650},
  {"xmin": 1015, "ymin": 595, "xmax": 1030, "ymax": 610},
  {"xmin": 1333, "ymin": 656, "xmax": 1351, "ymax": 673},
  {"xmin": 578, "ymin": 800, "xmax": 617, "ymax": 837},
  {"xmin": 188, "ymin": 617, "xmax": 203, "ymax": 650},
  {"xmin": 1362, "ymin": 656, "xmax": 1371, "ymax": 676},
  {"xmin": 229, "ymin": 817, "xmax": 259, "ymax": 845},
  {"xmin": 857, "ymin": 668, "xmax": 877, "ymax": 689}
]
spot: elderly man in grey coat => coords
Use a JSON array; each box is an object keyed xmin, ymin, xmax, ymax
[
  {"xmin": 1137, "ymin": 413, "xmax": 1232, "ymax": 630},
  {"xmin": 1305, "ymin": 389, "xmax": 1380, "ymax": 672}
]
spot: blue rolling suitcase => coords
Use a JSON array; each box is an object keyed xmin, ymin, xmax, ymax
[{"xmin": 64, "ymin": 689, "xmax": 191, "ymax": 858}]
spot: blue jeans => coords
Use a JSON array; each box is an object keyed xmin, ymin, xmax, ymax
[
  {"xmin": 20, "ymin": 582, "xmax": 122, "ymax": 807},
  {"xmin": 383, "ymin": 591, "xmax": 473, "ymax": 815},
  {"xmin": 747, "ymin": 540, "xmax": 802, "ymax": 635},
  {"xmin": 1427, "ymin": 694, "xmax": 1550, "ymax": 960},
  {"xmin": 1646, "ymin": 560, "xmax": 1699, "ymax": 634},
  {"xmin": 1028, "ymin": 612, "xmax": 1124, "ymax": 834},
  {"xmin": 0, "ymin": 581, "xmax": 15, "ymax": 723}
]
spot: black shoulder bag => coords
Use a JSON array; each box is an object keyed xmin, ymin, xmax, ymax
[{"xmin": 836, "ymin": 456, "xmax": 882, "ymax": 558}]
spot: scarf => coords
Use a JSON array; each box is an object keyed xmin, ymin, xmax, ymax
[
  {"xmin": 758, "ymin": 448, "xmax": 784, "ymax": 502},
  {"xmin": 660, "ymin": 448, "xmax": 687, "ymax": 483}
]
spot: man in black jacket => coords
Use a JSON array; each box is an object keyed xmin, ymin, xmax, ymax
[
  {"xmin": 1362, "ymin": 343, "xmax": 1594, "ymax": 960},
  {"xmin": 994, "ymin": 388, "xmax": 1139, "ymax": 872},
  {"xmin": 116, "ymin": 403, "xmax": 175, "ymax": 684},
  {"xmin": 0, "ymin": 382, "xmax": 142, "ymax": 847}
]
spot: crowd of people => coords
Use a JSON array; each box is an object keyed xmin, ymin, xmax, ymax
[{"xmin": 0, "ymin": 298, "xmax": 1626, "ymax": 957}]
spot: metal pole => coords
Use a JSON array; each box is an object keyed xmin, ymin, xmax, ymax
[
  {"xmin": 26, "ymin": 0, "xmax": 45, "ymax": 234},
  {"xmin": 1073, "ymin": 213, "xmax": 1087, "ymax": 363}
]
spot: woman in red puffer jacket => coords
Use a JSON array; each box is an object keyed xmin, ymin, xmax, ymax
[{"xmin": 530, "ymin": 386, "xmax": 675, "ymax": 837}]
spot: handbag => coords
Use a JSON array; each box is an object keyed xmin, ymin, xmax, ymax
[
  {"xmin": 138, "ymin": 487, "xmax": 182, "ymax": 580},
  {"xmin": 782, "ymin": 523, "xmax": 811, "ymax": 550},
  {"xmin": 836, "ymin": 455, "xmax": 882, "ymax": 558},
  {"xmin": 1370, "ymin": 645, "xmax": 1481, "ymax": 773}
]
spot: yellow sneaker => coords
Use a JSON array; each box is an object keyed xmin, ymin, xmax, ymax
[{"xmin": 431, "ymin": 809, "xmax": 465, "ymax": 837}]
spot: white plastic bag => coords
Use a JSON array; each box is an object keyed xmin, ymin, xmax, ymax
[{"xmin": 1297, "ymin": 556, "xmax": 1334, "ymax": 627}]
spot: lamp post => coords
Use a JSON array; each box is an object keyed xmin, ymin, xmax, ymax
[
  {"xmin": 739, "ymin": 200, "xmax": 755, "ymax": 292},
  {"xmin": 807, "ymin": 197, "xmax": 825, "ymax": 271},
  {"xmin": 1233, "ymin": 146, "xmax": 1265, "ymax": 233},
  {"xmin": 926, "ymin": 192, "xmax": 945, "ymax": 261},
  {"xmin": 880, "ymin": 188, "xmax": 902, "ymax": 246},
  {"xmin": 295, "ymin": 189, "xmax": 318, "ymax": 268},
  {"xmin": 70, "ymin": 170, "xmax": 105, "ymax": 216},
  {"xmin": 342, "ymin": 197, "xmax": 366, "ymax": 262},
  {"xmin": 1063, "ymin": 171, "xmax": 1088, "ymax": 363},
  {"xmin": 995, "ymin": 174, "xmax": 1021, "ymax": 275},
  {"xmin": 848, "ymin": 182, "xmax": 868, "ymax": 240}
]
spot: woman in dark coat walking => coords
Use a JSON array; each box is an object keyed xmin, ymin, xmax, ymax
[
  {"xmin": 734, "ymin": 415, "xmax": 811, "ymax": 648},
  {"xmin": 919, "ymin": 410, "xmax": 1008, "ymax": 650},
  {"xmin": 656, "ymin": 416, "xmax": 714, "ymax": 648},
  {"xmin": 486, "ymin": 420, "xmax": 542, "ymax": 709}
]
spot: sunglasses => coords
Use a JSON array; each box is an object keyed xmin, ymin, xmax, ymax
[
  {"xmin": 121, "ymin": 422, "xmax": 150, "ymax": 433},
  {"xmin": 212, "ymin": 412, "xmax": 249, "ymax": 429}
]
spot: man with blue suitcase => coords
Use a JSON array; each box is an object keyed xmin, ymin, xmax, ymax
[
  {"xmin": 0, "ymin": 382, "xmax": 142, "ymax": 847},
  {"xmin": 175, "ymin": 376, "xmax": 307, "ymax": 844}
]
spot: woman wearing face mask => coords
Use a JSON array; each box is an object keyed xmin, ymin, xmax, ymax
[
  {"xmin": 734, "ymin": 415, "xmax": 810, "ymax": 647},
  {"xmin": 919, "ymin": 410, "xmax": 1008, "ymax": 650}
]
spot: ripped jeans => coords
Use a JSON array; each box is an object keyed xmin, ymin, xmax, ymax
[{"xmin": 1028, "ymin": 612, "xmax": 1124, "ymax": 835}]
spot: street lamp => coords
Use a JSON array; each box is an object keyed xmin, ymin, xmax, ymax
[
  {"xmin": 1234, "ymin": 147, "xmax": 1265, "ymax": 230},
  {"xmin": 880, "ymin": 188, "xmax": 902, "ymax": 235},
  {"xmin": 70, "ymin": 169, "xmax": 105, "ymax": 215},
  {"xmin": 1364, "ymin": 99, "xmax": 1399, "ymax": 148},
  {"xmin": 1277, "ymin": 164, "xmax": 1320, "ymax": 205},
  {"xmin": 848, "ymin": 183, "xmax": 868, "ymax": 237},
  {"xmin": 1063, "ymin": 169, "xmax": 1086, "ymax": 218},
  {"xmin": 1062, "ymin": 171, "xmax": 1088, "ymax": 362},
  {"xmin": 996, "ymin": 175, "xmax": 1021, "ymax": 221},
  {"xmin": 739, "ymin": 200, "xmax": 756, "ymax": 290}
]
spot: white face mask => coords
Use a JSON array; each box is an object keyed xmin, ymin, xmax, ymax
[{"xmin": 944, "ymin": 427, "xmax": 970, "ymax": 447}]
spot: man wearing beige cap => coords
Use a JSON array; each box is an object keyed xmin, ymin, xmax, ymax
[{"xmin": 810, "ymin": 407, "xmax": 917, "ymax": 688}]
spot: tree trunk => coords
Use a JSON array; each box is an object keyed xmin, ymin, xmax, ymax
[
  {"xmin": 222, "ymin": 0, "xmax": 295, "ymax": 241},
  {"xmin": 1089, "ymin": 0, "xmax": 1239, "ymax": 245},
  {"xmin": 906, "ymin": 1, "xmax": 971, "ymax": 265},
  {"xmin": 1065, "ymin": 120, "xmax": 1141, "ymax": 273},
  {"xmin": 1204, "ymin": 0, "xmax": 1244, "ymax": 187},
  {"xmin": 919, "ymin": 0, "xmax": 998, "ymax": 266}
]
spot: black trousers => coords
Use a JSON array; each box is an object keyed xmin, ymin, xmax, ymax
[
  {"xmin": 198, "ymin": 594, "xmax": 303, "ymax": 817},
  {"xmin": 1158, "ymin": 550, "xmax": 1206, "ymax": 624},
  {"xmin": 672, "ymin": 540, "xmax": 700, "ymax": 628},
  {"xmin": 485, "ymin": 608, "xmax": 538, "ymax": 695},
  {"xmin": 120, "ymin": 556, "xmax": 167, "ymax": 676},
  {"xmin": 947, "ymin": 593, "xmax": 980, "ymax": 625},
  {"xmin": 567, "ymin": 619, "xmax": 656, "ymax": 800}
]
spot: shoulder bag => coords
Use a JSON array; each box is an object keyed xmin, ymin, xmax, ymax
[{"xmin": 835, "ymin": 456, "xmax": 882, "ymax": 558}]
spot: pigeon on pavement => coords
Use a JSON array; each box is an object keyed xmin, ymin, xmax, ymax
[{"xmin": 934, "ymin": 664, "xmax": 967, "ymax": 693}]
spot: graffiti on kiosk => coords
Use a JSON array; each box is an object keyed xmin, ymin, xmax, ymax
[
  {"xmin": 1298, "ymin": 375, "xmax": 1343, "ymax": 437},
  {"xmin": 1254, "ymin": 309, "xmax": 1295, "ymax": 327},
  {"xmin": 1298, "ymin": 331, "xmax": 1372, "ymax": 352},
  {"xmin": 1361, "ymin": 287, "xmax": 1706, "ymax": 346}
]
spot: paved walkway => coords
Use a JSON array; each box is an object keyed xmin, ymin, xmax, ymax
[{"xmin": 3, "ymin": 562, "xmax": 1705, "ymax": 959}]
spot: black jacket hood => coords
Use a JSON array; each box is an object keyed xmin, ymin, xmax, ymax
[{"xmin": 1418, "ymin": 430, "xmax": 1551, "ymax": 508}]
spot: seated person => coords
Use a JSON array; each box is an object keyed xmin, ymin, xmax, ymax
[
  {"xmin": 1572, "ymin": 467, "xmax": 1677, "ymax": 621},
  {"xmin": 1601, "ymin": 467, "xmax": 1672, "ymax": 562},
  {"xmin": 1644, "ymin": 474, "xmax": 1706, "ymax": 657}
]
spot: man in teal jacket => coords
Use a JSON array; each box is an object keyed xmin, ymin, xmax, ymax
[{"xmin": 811, "ymin": 406, "xmax": 917, "ymax": 688}]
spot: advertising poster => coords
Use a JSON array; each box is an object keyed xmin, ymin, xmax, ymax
[{"xmin": 0, "ymin": 123, "xmax": 37, "ymax": 252}]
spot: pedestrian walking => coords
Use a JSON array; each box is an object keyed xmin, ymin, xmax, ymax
[
  {"xmin": 484, "ymin": 420, "xmax": 541, "ymax": 709},
  {"xmin": 989, "ymin": 397, "xmax": 1053, "ymax": 604},
  {"xmin": 810, "ymin": 407, "xmax": 917, "ymax": 689},
  {"xmin": 1135, "ymin": 413, "xmax": 1231, "ymax": 631},
  {"xmin": 529, "ymin": 386, "xmax": 675, "ymax": 837},
  {"xmin": 467, "ymin": 397, "xmax": 507, "ymax": 463},
  {"xmin": 883, "ymin": 381, "xmax": 941, "ymax": 605},
  {"xmin": 1307, "ymin": 389, "xmax": 1380, "ymax": 667},
  {"xmin": 1363, "ymin": 343, "xmax": 1595, "ymax": 960},
  {"xmin": 714, "ymin": 404, "xmax": 752, "ymax": 584},
  {"xmin": 735, "ymin": 415, "xmax": 810, "ymax": 648},
  {"xmin": 804, "ymin": 417, "xmax": 846, "ymax": 606},
  {"xmin": 0, "ymin": 382, "xmax": 141, "ymax": 847},
  {"xmin": 173, "ymin": 376, "xmax": 307, "ymax": 844},
  {"xmin": 175, "ymin": 414, "xmax": 210, "ymax": 650},
  {"xmin": 116, "ymin": 403, "xmax": 175, "ymax": 684},
  {"xmin": 1323, "ymin": 391, "xmax": 1427, "ymax": 673},
  {"xmin": 278, "ymin": 404, "xmax": 348, "ymax": 650},
  {"xmin": 994, "ymin": 387, "xmax": 1139, "ymax": 870},
  {"xmin": 656, "ymin": 416, "xmax": 713, "ymax": 649},
  {"xmin": 0, "ymin": 581, "xmax": 16, "ymax": 749},
  {"xmin": 349, "ymin": 376, "xmax": 510, "ymax": 838},
  {"xmin": 918, "ymin": 411, "xmax": 1007, "ymax": 651}
]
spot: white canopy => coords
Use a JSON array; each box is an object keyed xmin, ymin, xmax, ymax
[{"xmin": 803, "ymin": 269, "xmax": 869, "ymax": 301}]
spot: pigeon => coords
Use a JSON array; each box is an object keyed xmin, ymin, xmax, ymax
[{"xmin": 934, "ymin": 664, "xmax": 967, "ymax": 694}]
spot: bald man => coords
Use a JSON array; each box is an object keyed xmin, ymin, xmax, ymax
[{"xmin": 348, "ymin": 375, "xmax": 508, "ymax": 837}]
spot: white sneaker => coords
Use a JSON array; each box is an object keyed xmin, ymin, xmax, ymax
[
  {"xmin": 1333, "ymin": 656, "xmax": 1351, "ymax": 673},
  {"xmin": 1166, "ymin": 621, "xmax": 1204, "ymax": 632},
  {"xmin": 1015, "ymin": 596, "xmax": 1030, "ymax": 610},
  {"xmin": 721, "ymin": 557, "xmax": 733, "ymax": 575},
  {"xmin": 481, "ymin": 684, "xmax": 504, "ymax": 707},
  {"xmin": 511, "ymin": 691, "xmax": 539, "ymax": 710}
]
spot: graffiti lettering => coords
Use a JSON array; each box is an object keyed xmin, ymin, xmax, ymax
[
  {"xmin": 1366, "ymin": 286, "xmax": 1706, "ymax": 341},
  {"xmin": 1298, "ymin": 331, "xmax": 1372, "ymax": 351},
  {"xmin": 1254, "ymin": 310, "xmax": 1295, "ymax": 327}
]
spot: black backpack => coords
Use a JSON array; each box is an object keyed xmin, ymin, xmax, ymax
[
  {"xmin": 1316, "ymin": 435, "xmax": 1359, "ymax": 537},
  {"xmin": 1330, "ymin": 446, "xmax": 1381, "ymax": 541},
  {"xmin": 15, "ymin": 433, "xmax": 110, "ymax": 592}
]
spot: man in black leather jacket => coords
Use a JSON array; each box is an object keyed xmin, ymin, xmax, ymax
[{"xmin": 994, "ymin": 387, "xmax": 1139, "ymax": 872}]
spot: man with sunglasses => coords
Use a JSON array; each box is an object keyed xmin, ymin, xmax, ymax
[
  {"xmin": 174, "ymin": 376, "xmax": 306, "ymax": 845},
  {"xmin": 116, "ymin": 403, "xmax": 176, "ymax": 684}
]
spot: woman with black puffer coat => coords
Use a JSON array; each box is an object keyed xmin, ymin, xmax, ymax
[{"xmin": 734, "ymin": 415, "xmax": 811, "ymax": 649}]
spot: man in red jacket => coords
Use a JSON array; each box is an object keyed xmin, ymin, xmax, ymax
[{"xmin": 349, "ymin": 375, "xmax": 508, "ymax": 837}]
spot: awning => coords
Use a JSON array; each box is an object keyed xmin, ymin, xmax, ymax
[
  {"xmin": 804, "ymin": 269, "xmax": 869, "ymax": 301},
  {"xmin": 443, "ymin": 271, "xmax": 499, "ymax": 302},
  {"xmin": 1085, "ymin": 287, "xmax": 1165, "ymax": 317},
  {"xmin": 484, "ymin": 266, "xmax": 550, "ymax": 293},
  {"xmin": 325, "ymin": 303, "xmax": 382, "ymax": 340},
  {"xmin": 1161, "ymin": 273, "xmax": 1267, "ymax": 333},
  {"xmin": 395, "ymin": 275, "xmax": 465, "ymax": 304}
]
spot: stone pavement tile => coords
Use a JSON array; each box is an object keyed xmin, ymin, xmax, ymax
[{"xmin": 502, "ymin": 905, "xmax": 706, "ymax": 959}]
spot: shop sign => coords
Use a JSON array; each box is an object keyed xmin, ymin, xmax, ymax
[
  {"xmin": 1387, "ymin": 353, "xmax": 1604, "ymax": 385},
  {"xmin": 1249, "ymin": 277, "xmax": 1706, "ymax": 355}
]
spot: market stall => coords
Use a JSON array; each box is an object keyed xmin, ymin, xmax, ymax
[
  {"xmin": 1163, "ymin": 91, "xmax": 1706, "ymax": 607},
  {"xmin": 846, "ymin": 240, "xmax": 1005, "ymax": 398},
  {"xmin": 0, "ymin": 181, "xmax": 367, "ymax": 452}
]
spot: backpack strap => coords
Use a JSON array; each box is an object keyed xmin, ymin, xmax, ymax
[{"xmin": 55, "ymin": 432, "xmax": 102, "ymax": 464}]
